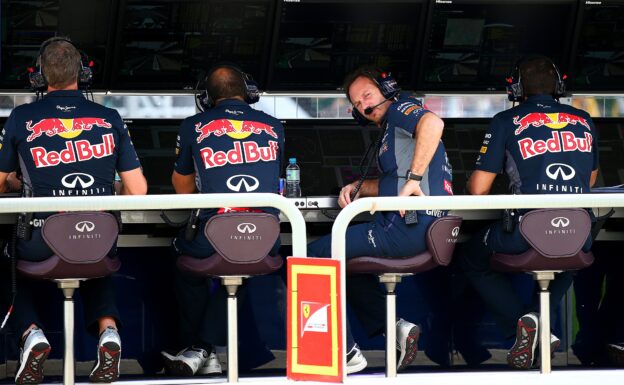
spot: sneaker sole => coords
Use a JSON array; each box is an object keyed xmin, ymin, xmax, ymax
[
  {"xmin": 507, "ymin": 315, "xmax": 538, "ymax": 370},
  {"xmin": 197, "ymin": 365, "xmax": 222, "ymax": 375},
  {"xmin": 15, "ymin": 342, "xmax": 51, "ymax": 385},
  {"xmin": 162, "ymin": 355, "xmax": 195, "ymax": 377},
  {"xmin": 397, "ymin": 326, "xmax": 420, "ymax": 371},
  {"xmin": 89, "ymin": 341, "xmax": 121, "ymax": 383},
  {"xmin": 346, "ymin": 357, "xmax": 367, "ymax": 375}
]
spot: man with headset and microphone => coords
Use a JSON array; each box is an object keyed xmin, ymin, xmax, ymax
[
  {"xmin": 307, "ymin": 66, "xmax": 453, "ymax": 373},
  {"xmin": 0, "ymin": 37, "xmax": 147, "ymax": 384},
  {"xmin": 460, "ymin": 55, "xmax": 598, "ymax": 369},
  {"xmin": 164, "ymin": 64, "xmax": 284, "ymax": 376}
]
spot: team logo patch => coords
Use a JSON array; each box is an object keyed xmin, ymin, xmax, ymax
[
  {"xmin": 26, "ymin": 118, "xmax": 111, "ymax": 142},
  {"xmin": 195, "ymin": 119, "xmax": 277, "ymax": 143},
  {"xmin": 513, "ymin": 112, "xmax": 590, "ymax": 136}
]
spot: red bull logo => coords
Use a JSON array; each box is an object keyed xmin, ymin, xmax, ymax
[
  {"xmin": 31, "ymin": 133, "xmax": 115, "ymax": 168},
  {"xmin": 26, "ymin": 117, "xmax": 112, "ymax": 142},
  {"xmin": 518, "ymin": 131, "xmax": 593, "ymax": 160},
  {"xmin": 513, "ymin": 112, "xmax": 590, "ymax": 135},
  {"xmin": 195, "ymin": 119, "xmax": 277, "ymax": 143},
  {"xmin": 199, "ymin": 140, "xmax": 279, "ymax": 169}
]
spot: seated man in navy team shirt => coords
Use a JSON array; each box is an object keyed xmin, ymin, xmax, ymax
[
  {"xmin": 307, "ymin": 67, "xmax": 454, "ymax": 373},
  {"xmin": 0, "ymin": 38, "xmax": 147, "ymax": 384},
  {"xmin": 164, "ymin": 65, "xmax": 284, "ymax": 376},
  {"xmin": 460, "ymin": 56, "xmax": 599, "ymax": 369}
]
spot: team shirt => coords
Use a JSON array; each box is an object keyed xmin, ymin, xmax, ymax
[
  {"xmin": 175, "ymin": 99, "xmax": 284, "ymax": 218},
  {"xmin": 0, "ymin": 90, "xmax": 141, "ymax": 197},
  {"xmin": 476, "ymin": 94, "xmax": 598, "ymax": 194},
  {"xmin": 377, "ymin": 94, "xmax": 453, "ymax": 217}
]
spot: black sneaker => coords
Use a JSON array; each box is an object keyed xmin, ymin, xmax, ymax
[
  {"xmin": 89, "ymin": 327, "xmax": 121, "ymax": 383},
  {"xmin": 15, "ymin": 328, "xmax": 51, "ymax": 385},
  {"xmin": 507, "ymin": 313, "xmax": 539, "ymax": 369}
]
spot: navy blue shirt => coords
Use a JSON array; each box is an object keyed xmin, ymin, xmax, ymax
[
  {"xmin": 377, "ymin": 95, "xmax": 453, "ymax": 217},
  {"xmin": 0, "ymin": 90, "xmax": 141, "ymax": 197},
  {"xmin": 476, "ymin": 95, "xmax": 598, "ymax": 194},
  {"xmin": 175, "ymin": 99, "xmax": 285, "ymax": 218}
]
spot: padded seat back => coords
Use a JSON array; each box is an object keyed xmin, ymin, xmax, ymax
[
  {"xmin": 205, "ymin": 212, "xmax": 280, "ymax": 265},
  {"xmin": 519, "ymin": 208, "xmax": 591, "ymax": 258},
  {"xmin": 427, "ymin": 215, "xmax": 462, "ymax": 266}
]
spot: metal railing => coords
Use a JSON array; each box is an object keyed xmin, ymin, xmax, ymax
[{"xmin": 331, "ymin": 193, "xmax": 624, "ymax": 381}]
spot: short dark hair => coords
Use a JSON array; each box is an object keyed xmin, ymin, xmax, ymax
[
  {"xmin": 343, "ymin": 66, "xmax": 382, "ymax": 103},
  {"xmin": 207, "ymin": 66, "xmax": 247, "ymax": 102},
  {"xmin": 40, "ymin": 37, "xmax": 82, "ymax": 89},
  {"xmin": 519, "ymin": 56, "xmax": 558, "ymax": 97}
]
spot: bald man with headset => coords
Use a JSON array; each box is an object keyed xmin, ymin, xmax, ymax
[{"xmin": 307, "ymin": 66, "xmax": 453, "ymax": 373}]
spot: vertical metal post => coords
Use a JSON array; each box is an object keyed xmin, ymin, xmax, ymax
[
  {"xmin": 380, "ymin": 274, "xmax": 403, "ymax": 378},
  {"xmin": 57, "ymin": 280, "xmax": 80, "ymax": 385},
  {"xmin": 222, "ymin": 277, "xmax": 243, "ymax": 383},
  {"xmin": 534, "ymin": 271, "xmax": 555, "ymax": 374}
]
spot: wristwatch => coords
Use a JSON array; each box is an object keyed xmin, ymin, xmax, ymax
[{"xmin": 405, "ymin": 170, "xmax": 423, "ymax": 182}]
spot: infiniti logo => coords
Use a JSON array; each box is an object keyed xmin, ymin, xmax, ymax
[
  {"xmin": 75, "ymin": 221, "xmax": 95, "ymax": 232},
  {"xmin": 226, "ymin": 174, "xmax": 259, "ymax": 192},
  {"xmin": 62, "ymin": 173, "xmax": 95, "ymax": 188},
  {"xmin": 451, "ymin": 226, "xmax": 460, "ymax": 237},
  {"xmin": 237, "ymin": 223, "xmax": 257, "ymax": 234},
  {"xmin": 545, "ymin": 163, "xmax": 575, "ymax": 181},
  {"xmin": 551, "ymin": 217, "xmax": 570, "ymax": 228}
]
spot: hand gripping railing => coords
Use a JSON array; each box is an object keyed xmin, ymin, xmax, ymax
[
  {"xmin": 0, "ymin": 193, "xmax": 306, "ymax": 385},
  {"xmin": 331, "ymin": 193, "xmax": 624, "ymax": 381}
]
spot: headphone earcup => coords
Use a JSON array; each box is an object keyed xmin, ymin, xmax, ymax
[
  {"xmin": 197, "ymin": 90, "xmax": 213, "ymax": 111},
  {"xmin": 78, "ymin": 65, "xmax": 93, "ymax": 89},
  {"xmin": 243, "ymin": 77, "xmax": 260, "ymax": 104},
  {"xmin": 376, "ymin": 72, "xmax": 400, "ymax": 100},
  {"xmin": 29, "ymin": 70, "xmax": 47, "ymax": 92}
]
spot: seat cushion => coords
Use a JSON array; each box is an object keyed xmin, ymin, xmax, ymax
[
  {"xmin": 346, "ymin": 251, "xmax": 437, "ymax": 275},
  {"xmin": 17, "ymin": 255, "xmax": 121, "ymax": 280},
  {"xmin": 177, "ymin": 253, "xmax": 283, "ymax": 277},
  {"xmin": 491, "ymin": 250, "xmax": 594, "ymax": 272}
]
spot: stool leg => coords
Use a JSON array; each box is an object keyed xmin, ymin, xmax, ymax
[
  {"xmin": 379, "ymin": 274, "xmax": 402, "ymax": 378},
  {"xmin": 533, "ymin": 271, "xmax": 555, "ymax": 374},
  {"xmin": 222, "ymin": 276, "xmax": 243, "ymax": 383},
  {"xmin": 57, "ymin": 280, "xmax": 81, "ymax": 385}
]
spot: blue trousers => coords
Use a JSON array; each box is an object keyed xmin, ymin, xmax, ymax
[
  {"xmin": 459, "ymin": 219, "xmax": 591, "ymax": 339},
  {"xmin": 308, "ymin": 212, "xmax": 436, "ymax": 350}
]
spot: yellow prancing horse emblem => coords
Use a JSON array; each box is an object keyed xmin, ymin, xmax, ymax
[{"xmin": 303, "ymin": 304, "xmax": 310, "ymax": 318}]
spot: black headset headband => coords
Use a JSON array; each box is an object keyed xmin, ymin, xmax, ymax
[
  {"xmin": 196, "ymin": 63, "xmax": 260, "ymax": 111},
  {"xmin": 29, "ymin": 37, "xmax": 93, "ymax": 92}
]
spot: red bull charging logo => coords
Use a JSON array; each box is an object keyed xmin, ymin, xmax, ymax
[
  {"xmin": 513, "ymin": 112, "xmax": 590, "ymax": 136},
  {"xmin": 26, "ymin": 117, "xmax": 112, "ymax": 142},
  {"xmin": 195, "ymin": 119, "xmax": 277, "ymax": 143}
]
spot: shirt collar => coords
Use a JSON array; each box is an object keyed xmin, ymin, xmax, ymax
[
  {"xmin": 525, "ymin": 94, "xmax": 556, "ymax": 103},
  {"xmin": 43, "ymin": 90, "xmax": 85, "ymax": 99},
  {"xmin": 216, "ymin": 99, "xmax": 247, "ymax": 108}
]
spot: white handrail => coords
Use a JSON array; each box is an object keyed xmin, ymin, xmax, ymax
[
  {"xmin": 331, "ymin": 193, "xmax": 624, "ymax": 381},
  {"xmin": 0, "ymin": 193, "xmax": 307, "ymax": 257}
]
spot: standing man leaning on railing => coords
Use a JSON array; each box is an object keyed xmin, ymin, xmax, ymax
[
  {"xmin": 165, "ymin": 64, "xmax": 284, "ymax": 377},
  {"xmin": 460, "ymin": 55, "xmax": 599, "ymax": 370},
  {"xmin": 307, "ymin": 66, "xmax": 454, "ymax": 374},
  {"xmin": 0, "ymin": 37, "xmax": 147, "ymax": 384}
]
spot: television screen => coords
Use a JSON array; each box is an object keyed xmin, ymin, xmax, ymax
[
  {"xmin": 419, "ymin": 0, "xmax": 577, "ymax": 91},
  {"xmin": 111, "ymin": 0, "xmax": 275, "ymax": 90},
  {"xmin": 569, "ymin": 0, "xmax": 624, "ymax": 91},
  {"xmin": 268, "ymin": 0, "xmax": 425, "ymax": 90}
]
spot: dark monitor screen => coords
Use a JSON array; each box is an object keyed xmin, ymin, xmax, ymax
[
  {"xmin": 111, "ymin": 0, "xmax": 275, "ymax": 90},
  {"xmin": 570, "ymin": 0, "xmax": 624, "ymax": 91},
  {"xmin": 419, "ymin": 0, "xmax": 577, "ymax": 91},
  {"xmin": 0, "ymin": 0, "xmax": 115, "ymax": 90},
  {"xmin": 268, "ymin": 0, "xmax": 425, "ymax": 91}
]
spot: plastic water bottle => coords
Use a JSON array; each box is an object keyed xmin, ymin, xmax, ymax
[{"xmin": 285, "ymin": 158, "xmax": 301, "ymax": 198}]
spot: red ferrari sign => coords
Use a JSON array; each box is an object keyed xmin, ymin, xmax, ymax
[{"xmin": 287, "ymin": 257, "xmax": 342, "ymax": 382}]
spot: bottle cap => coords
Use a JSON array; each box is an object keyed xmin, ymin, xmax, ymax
[{"xmin": 289, "ymin": 158, "xmax": 296, "ymax": 163}]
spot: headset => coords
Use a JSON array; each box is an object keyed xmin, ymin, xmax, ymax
[
  {"xmin": 28, "ymin": 37, "xmax": 94, "ymax": 92},
  {"xmin": 506, "ymin": 55, "xmax": 566, "ymax": 102},
  {"xmin": 196, "ymin": 64, "xmax": 260, "ymax": 111},
  {"xmin": 350, "ymin": 70, "xmax": 401, "ymax": 126}
]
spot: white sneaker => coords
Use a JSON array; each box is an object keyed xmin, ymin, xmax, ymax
[
  {"xmin": 346, "ymin": 344, "xmax": 367, "ymax": 374},
  {"xmin": 396, "ymin": 318, "xmax": 420, "ymax": 370},
  {"xmin": 90, "ymin": 326, "xmax": 122, "ymax": 383},
  {"xmin": 197, "ymin": 349, "xmax": 222, "ymax": 375},
  {"xmin": 15, "ymin": 327, "xmax": 51, "ymax": 385},
  {"xmin": 161, "ymin": 347, "xmax": 208, "ymax": 376}
]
